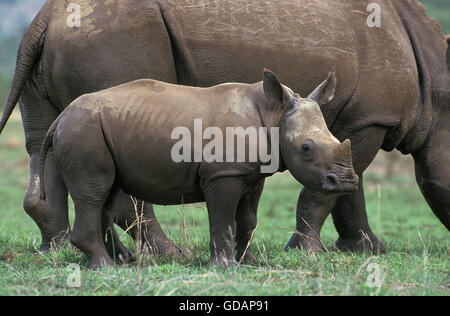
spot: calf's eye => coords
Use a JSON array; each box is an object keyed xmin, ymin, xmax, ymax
[{"xmin": 301, "ymin": 140, "xmax": 315, "ymax": 160}]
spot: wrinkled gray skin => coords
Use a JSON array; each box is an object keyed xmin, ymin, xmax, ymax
[
  {"xmin": 39, "ymin": 71, "xmax": 358, "ymax": 268},
  {"xmin": 0, "ymin": 0, "xmax": 449, "ymax": 255}
]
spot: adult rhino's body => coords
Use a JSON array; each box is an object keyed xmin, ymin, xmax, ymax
[{"xmin": 1, "ymin": 0, "xmax": 449, "ymax": 253}]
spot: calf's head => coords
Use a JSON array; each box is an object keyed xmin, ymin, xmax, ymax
[{"xmin": 263, "ymin": 70, "xmax": 359, "ymax": 193}]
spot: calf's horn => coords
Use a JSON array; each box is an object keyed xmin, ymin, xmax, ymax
[{"xmin": 335, "ymin": 139, "xmax": 353, "ymax": 163}]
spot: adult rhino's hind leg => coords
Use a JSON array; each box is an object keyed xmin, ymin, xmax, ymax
[
  {"xmin": 19, "ymin": 82, "xmax": 69, "ymax": 251},
  {"xmin": 106, "ymin": 188, "xmax": 189, "ymax": 259},
  {"xmin": 26, "ymin": 153, "xmax": 69, "ymax": 251}
]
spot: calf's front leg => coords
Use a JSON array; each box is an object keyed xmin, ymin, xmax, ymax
[
  {"xmin": 203, "ymin": 177, "xmax": 244, "ymax": 267},
  {"xmin": 235, "ymin": 180, "xmax": 265, "ymax": 264}
]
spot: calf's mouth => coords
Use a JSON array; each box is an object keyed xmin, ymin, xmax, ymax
[{"xmin": 321, "ymin": 170, "xmax": 359, "ymax": 193}]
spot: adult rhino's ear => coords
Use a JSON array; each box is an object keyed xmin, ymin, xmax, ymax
[
  {"xmin": 446, "ymin": 36, "xmax": 450, "ymax": 73},
  {"xmin": 263, "ymin": 69, "xmax": 284, "ymax": 104},
  {"xmin": 308, "ymin": 69, "xmax": 337, "ymax": 105}
]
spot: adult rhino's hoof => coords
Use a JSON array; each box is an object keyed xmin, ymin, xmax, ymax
[
  {"xmin": 335, "ymin": 235, "xmax": 386, "ymax": 254},
  {"xmin": 114, "ymin": 247, "xmax": 136, "ymax": 265},
  {"xmin": 209, "ymin": 257, "xmax": 239, "ymax": 269},
  {"xmin": 89, "ymin": 257, "xmax": 116, "ymax": 270},
  {"xmin": 165, "ymin": 245, "xmax": 191, "ymax": 260},
  {"xmin": 284, "ymin": 233, "xmax": 327, "ymax": 253},
  {"xmin": 38, "ymin": 234, "xmax": 70, "ymax": 253},
  {"xmin": 118, "ymin": 252, "xmax": 136, "ymax": 265},
  {"xmin": 237, "ymin": 250, "xmax": 257, "ymax": 264},
  {"xmin": 146, "ymin": 241, "xmax": 191, "ymax": 260}
]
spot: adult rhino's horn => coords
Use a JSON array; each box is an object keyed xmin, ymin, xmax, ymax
[{"xmin": 335, "ymin": 139, "xmax": 353, "ymax": 163}]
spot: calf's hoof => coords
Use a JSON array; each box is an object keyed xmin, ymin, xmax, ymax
[{"xmin": 335, "ymin": 235, "xmax": 386, "ymax": 254}]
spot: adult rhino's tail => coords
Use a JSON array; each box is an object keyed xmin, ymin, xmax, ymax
[{"xmin": 0, "ymin": 5, "xmax": 49, "ymax": 135}]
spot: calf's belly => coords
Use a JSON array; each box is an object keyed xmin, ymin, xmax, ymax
[{"xmin": 114, "ymin": 159, "xmax": 204, "ymax": 206}]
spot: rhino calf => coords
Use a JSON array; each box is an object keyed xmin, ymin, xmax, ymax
[{"xmin": 40, "ymin": 70, "xmax": 358, "ymax": 268}]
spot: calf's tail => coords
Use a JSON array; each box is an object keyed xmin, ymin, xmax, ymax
[{"xmin": 39, "ymin": 115, "xmax": 62, "ymax": 201}]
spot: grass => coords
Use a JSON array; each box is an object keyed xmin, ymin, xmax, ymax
[{"xmin": 0, "ymin": 112, "xmax": 449, "ymax": 296}]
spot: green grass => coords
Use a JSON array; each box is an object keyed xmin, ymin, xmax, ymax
[{"xmin": 0, "ymin": 113, "xmax": 448, "ymax": 296}]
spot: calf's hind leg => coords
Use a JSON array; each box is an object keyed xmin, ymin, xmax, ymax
[
  {"xmin": 55, "ymin": 118, "xmax": 117, "ymax": 268},
  {"xmin": 71, "ymin": 198, "xmax": 114, "ymax": 268}
]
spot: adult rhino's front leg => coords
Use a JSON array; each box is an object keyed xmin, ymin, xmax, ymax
[
  {"xmin": 284, "ymin": 188, "xmax": 338, "ymax": 252},
  {"xmin": 332, "ymin": 126, "xmax": 387, "ymax": 253},
  {"xmin": 285, "ymin": 126, "xmax": 387, "ymax": 253},
  {"xmin": 333, "ymin": 175, "xmax": 386, "ymax": 253}
]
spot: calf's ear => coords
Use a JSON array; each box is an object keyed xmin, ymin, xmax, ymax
[
  {"xmin": 263, "ymin": 69, "xmax": 284, "ymax": 105},
  {"xmin": 308, "ymin": 69, "xmax": 337, "ymax": 105},
  {"xmin": 446, "ymin": 36, "xmax": 450, "ymax": 73}
]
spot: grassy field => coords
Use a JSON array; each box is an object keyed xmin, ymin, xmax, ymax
[{"xmin": 0, "ymin": 112, "xmax": 448, "ymax": 296}]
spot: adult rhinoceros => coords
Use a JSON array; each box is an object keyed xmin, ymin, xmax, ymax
[{"xmin": 1, "ymin": 0, "xmax": 449, "ymax": 254}]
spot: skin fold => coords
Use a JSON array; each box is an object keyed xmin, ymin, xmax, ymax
[
  {"xmin": 0, "ymin": 0, "xmax": 448, "ymax": 256},
  {"xmin": 39, "ymin": 71, "xmax": 358, "ymax": 267}
]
